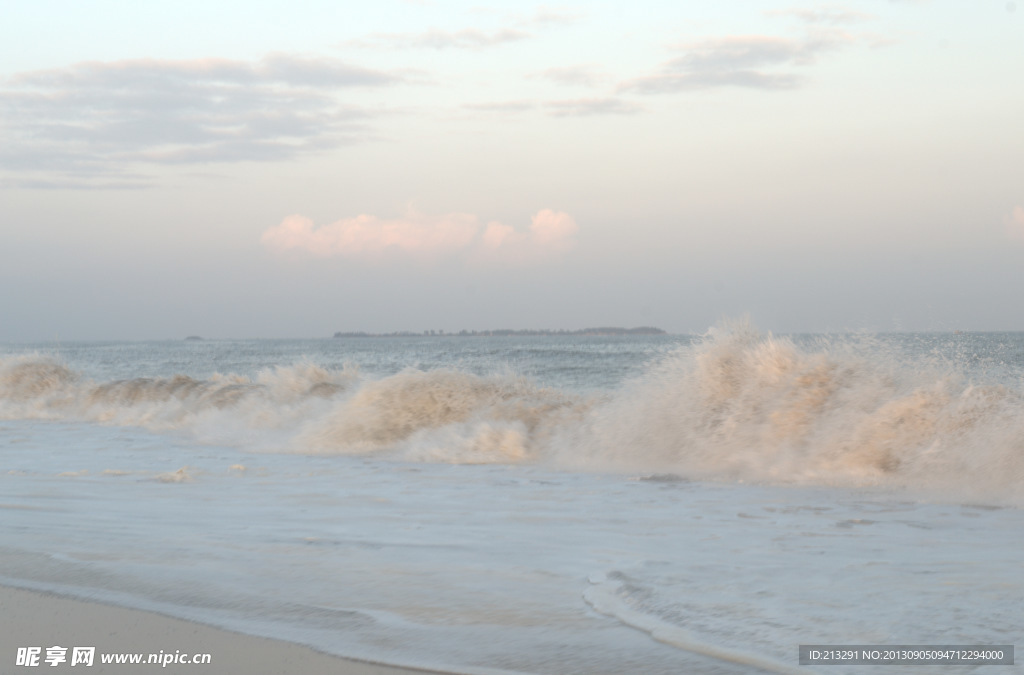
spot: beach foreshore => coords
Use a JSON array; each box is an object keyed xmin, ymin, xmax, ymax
[{"xmin": 1, "ymin": 585, "xmax": 445, "ymax": 675}]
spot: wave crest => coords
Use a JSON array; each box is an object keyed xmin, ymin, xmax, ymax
[
  {"xmin": 3, "ymin": 325, "xmax": 1023, "ymax": 499},
  {"xmin": 300, "ymin": 368, "xmax": 578, "ymax": 460},
  {"xmin": 0, "ymin": 356, "xmax": 78, "ymax": 402},
  {"xmin": 556, "ymin": 322, "xmax": 1024, "ymax": 498}
]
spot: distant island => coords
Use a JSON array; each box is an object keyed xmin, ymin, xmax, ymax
[{"xmin": 334, "ymin": 327, "xmax": 667, "ymax": 338}]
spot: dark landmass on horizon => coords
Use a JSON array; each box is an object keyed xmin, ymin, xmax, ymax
[{"xmin": 333, "ymin": 327, "xmax": 667, "ymax": 338}]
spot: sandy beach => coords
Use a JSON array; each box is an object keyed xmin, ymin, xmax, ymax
[{"xmin": 1, "ymin": 585, "xmax": 441, "ymax": 675}]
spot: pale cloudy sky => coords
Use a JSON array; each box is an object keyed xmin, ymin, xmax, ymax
[{"xmin": 0, "ymin": 0, "xmax": 1020, "ymax": 339}]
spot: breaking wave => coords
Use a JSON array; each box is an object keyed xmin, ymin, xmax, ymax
[
  {"xmin": 554, "ymin": 322, "xmax": 1024, "ymax": 499},
  {"xmin": 0, "ymin": 358, "xmax": 358, "ymax": 443},
  {"xmin": 2, "ymin": 322, "xmax": 1023, "ymax": 499}
]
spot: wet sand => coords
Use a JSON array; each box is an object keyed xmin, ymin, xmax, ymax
[{"xmin": 0, "ymin": 585, "xmax": 447, "ymax": 674}]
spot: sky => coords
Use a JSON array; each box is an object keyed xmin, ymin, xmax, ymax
[{"xmin": 0, "ymin": 0, "xmax": 1021, "ymax": 340}]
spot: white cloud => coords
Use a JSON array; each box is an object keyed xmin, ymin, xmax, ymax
[
  {"xmin": 0, "ymin": 54, "xmax": 403, "ymax": 188},
  {"xmin": 262, "ymin": 209, "xmax": 578, "ymax": 265}
]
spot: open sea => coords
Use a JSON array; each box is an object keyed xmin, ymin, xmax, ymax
[{"xmin": 1, "ymin": 325, "xmax": 1022, "ymax": 674}]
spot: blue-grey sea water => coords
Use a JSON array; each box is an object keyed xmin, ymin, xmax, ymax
[{"xmin": 1, "ymin": 328, "xmax": 1022, "ymax": 674}]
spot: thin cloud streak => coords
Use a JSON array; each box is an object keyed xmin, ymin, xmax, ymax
[
  {"xmin": 463, "ymin": 97, "xmax": 641, "ymax": 117},
  {"xmin": 621, "ymin": 32, "xmax": 855, "ymax": 94},
  {"xmin": 514, "ymin": 8, "xmax": 583, "ymax": 28},
  {"xmin": 463, "ymin": 100, "xmax": 537, "ymax": 113},
  {"xmin": 530, "ymin": 65, "xmax": 608, "ymax": 87},
  {"xmin": 11, "ymin": 54, "xmax": 400, "ymax": 89},
  {"xmin": 545, "ymin": 97, "xmax": 643, "ymax": 117},
  {"xmin": 345, "ymin": 8, "xmax": 580, "ymax": 51},
  {"xmin": 765, "ymin": 7, "xmax": 875, "ymax": 25},
  {"xmin": 348, "ymin": 27, "xmax": 530, "ymax": 50}
]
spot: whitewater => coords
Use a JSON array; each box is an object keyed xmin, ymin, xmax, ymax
[{"xmin": 1, "ymin": 325, "xmax": 1021, "ymax": 673}]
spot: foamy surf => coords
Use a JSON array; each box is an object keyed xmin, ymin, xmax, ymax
[
  {"xmin": 555, "ymin": 322, "xmax": 1024, "ymax": 501},
  {"xmin": 583, "ymin": 574, "xmax": 806, "ymax": 675},
  {"xmin": 1, "ymin": 329, "xmax": 1022, "ymax": 674},
  {"xmin": 296, "ymin": 367, "xmax": 578, "ymax": 463},
  {"xmin": 2, "ymin": 324, "xmax": 1022, "ymax": 501}
]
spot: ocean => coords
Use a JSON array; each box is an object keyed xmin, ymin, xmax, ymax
[{"xmin": 1, "ymin": 324, "xmax": 1022, "ymax": 674}]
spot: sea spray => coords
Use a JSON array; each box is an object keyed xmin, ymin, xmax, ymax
[
  {"xmin": 556, "ymin": 321, "xmax": 1024, "ymax": 499},
  {"xmin": 2, "ymin": 324, "xmax": 1022, "ymax": 500},
  {"xmin": 297, "ymin": 368, "xmax": 581, "ymax": 462}
]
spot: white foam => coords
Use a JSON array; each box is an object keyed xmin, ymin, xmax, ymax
[
  {"xmin": 3, "ymin": 323, "xmax": 1023, "ymax": 502},
  {"xmin": 583, "ymin": 578, "xmax": 806, "ymax": 674}
]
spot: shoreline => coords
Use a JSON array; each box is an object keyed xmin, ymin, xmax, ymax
[{"xmin": 1, "ymin": 585, "xmax": 450, "ymax": 675}]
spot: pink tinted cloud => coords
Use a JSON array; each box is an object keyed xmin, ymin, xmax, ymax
[
  {"xmin": 261, "ymin": 212, "xmax": 478, "ymax": 257},
  {"xmin": 1006, "ymin": 206, "xmax": 1024, "ymax": 242},
  {"xmin": 262, "ymin": 209, "xmax": 578, "ymax": 263},
  {"xmin": 481, "ymin": 221, "xmax": 519, "ymax": 249},
  {"xmin": 476, "ymin": 209, "xmax": 579, "ymax": 264},
  {"xmin": 529, "ymin": 209, "xmax": 579, "ymax": 251}
]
